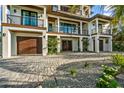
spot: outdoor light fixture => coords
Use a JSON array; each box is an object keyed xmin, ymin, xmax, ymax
[
  {"xmin": 14, "ymin": 9, "xmax": 17, "ymax": 13},
  {"xmin": 2, "ymin": 33, "xmax": 6, "ymax": 37},
  {"xmin": 43, "ymin": 35, "xmax": 46, "ymax": 38}
]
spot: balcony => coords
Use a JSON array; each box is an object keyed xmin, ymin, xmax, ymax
[
  {"xmin": 48, "ymin": 26, "xmax": 88, "ymax": 35},
  {"xmin": 59, "ymin": 6, "xmax": 82, "ymax": 16},
  {"xmin": 7, "ymin": 15, "xmax": 45, "ymax": 28},
  {"xmin": 91, "ymin": 28, "xmax": 111, "ymax": 35}
]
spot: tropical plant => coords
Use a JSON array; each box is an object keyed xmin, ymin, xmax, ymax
[
  {"xmin": 96, "ymin": 74, "xmax": 121, "ymax": 88},
  {"xmin": 48, "ymin": 36, "xmax": 58, "ymax": 54},
  {"xmin": 96, "ymin": 65, "xmax": 121, "ymax": 88},
  {"xmin": 112, "ymin": 54, "xmax": 124, "ymax": 73},
  {"xmin": 69, "ymin": 68, "xmax": 77, "ymax": 77},
  {"xmin": 102, "ymin": 65, "xmax": 120, "ymax": 77},
  {"xmin": 83, "ymin": 38, "xmax": 89, "ymax": 52},
  {"xmin": 69, "ymin": 5, "xmax": 80, "ymax": 13},
  {"xmin": 112, "ymin": 54, "xmax": 124, "ymax": 67},
  {"xmin": 83, "ymin": 62, "xmax": 90, "ymax": 68}
]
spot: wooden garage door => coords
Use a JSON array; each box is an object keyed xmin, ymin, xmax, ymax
[{"xmin": 17, "ymin": 36, "xmax": 42, "ymax": 55}]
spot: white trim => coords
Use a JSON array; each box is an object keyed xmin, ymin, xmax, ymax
[
  {"xmin": 46, "ymin": 33, "xmax": 89, "ymax": 38},
  {"xmin": 48, "ymin": 14, "xmax": 88, "ymax": 23}
]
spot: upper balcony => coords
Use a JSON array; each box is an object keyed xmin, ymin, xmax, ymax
[
  {"xmin": 51, "ymin": 5, "xmax": 91, "ymax": 18},
  {"xmin": 59, "ymin": 5, "xmax": 82, "ymax": 16},
  {"xmin": 91, "ymin": 28, "xmax": 111, "ymax": 35},
  {"xmin": 2, "ymin": 5, "xmax": 47, "ymax": 31},
  {"xmin": 7, "ymin": 15, "xmax": 45, "ymax": 28},
  {"xmin": 48, "ymin": 25, "xmax": 89, "ymax": 36},
  {"xmin": 90, "ymin": 15, "xmax": 113, "ymax": 36}
]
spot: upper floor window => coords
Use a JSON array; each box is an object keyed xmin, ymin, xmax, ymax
[
  {"xmin": 21, "ymin": 10, "xmax": 38, "ymax": 26},
  {"xmin": 52, "ymin": 5, "xmax": 58, "ymax": 12},
  {"xmin": 60, "ymin": 22, "xmax": 77, "ymax": 33}
]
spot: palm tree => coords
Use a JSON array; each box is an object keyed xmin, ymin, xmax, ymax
[{"xmin": 109, "ymin": 6, "xmax": 124, "ymax": 29}]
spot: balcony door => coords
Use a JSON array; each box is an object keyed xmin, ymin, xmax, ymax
[{"xmin": 21, "ymin": 10, "xmax": 38, "ymax": 26}]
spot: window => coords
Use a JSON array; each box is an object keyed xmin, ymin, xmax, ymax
[
  {"xmin": 48, "ymin": 23, "xmax": 53, "ymax": 32},
  {"xmin": 21, "ymin": 10, "xmax": 38, "ymax": 26},
  {"xmin": 60, "ymin": 22, "xmax": 77, "ymax": 34},
  {"xmin": 52, "ymin": 5, "xmax": 58, "ymax": 12}
]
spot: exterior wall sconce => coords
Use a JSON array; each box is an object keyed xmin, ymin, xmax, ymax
[
  {"xmin": 57, "ymin": 38, "xmax": 60, "ymax": 41},
  {"xmin": 43, "ymin": 35, "xmax": 46, "ymax": 39},
  {"xmin": 3, "ymin": 33, "xmax": 6, "ymax": 37},
  {"xmin": 14, "ymin": 9, "xmax": 17, "ymax": 13}
]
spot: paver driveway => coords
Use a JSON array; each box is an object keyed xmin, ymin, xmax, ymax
[{"xmin": 0, "ymin": 52, "xmax": 124, "ymax": 88}]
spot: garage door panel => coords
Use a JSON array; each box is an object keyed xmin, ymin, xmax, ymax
[{"xmin": 17, "ymin": 37, "xmax": 42, "ymax": 55}]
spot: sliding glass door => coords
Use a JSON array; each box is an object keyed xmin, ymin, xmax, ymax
[
  {"xmin": 21, "ymin": 10, "xmax": 38, "ymax": 26},
  {"xmin": 60, "ymin": 22, "xmax": 77, "ymax": 34}
]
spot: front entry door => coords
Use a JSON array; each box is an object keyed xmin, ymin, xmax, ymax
[
  {"xmin": 62, "ymin": 40, "xmax": 72, "ymax": 51},
  {"xmin": 99, "ymin": 40, "xmax": 103, "ymax": 51}
]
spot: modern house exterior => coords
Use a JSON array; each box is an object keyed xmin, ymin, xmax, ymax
[{"xmin": 1, "ymin": 5, "xmax": 113, "ymax": 58}]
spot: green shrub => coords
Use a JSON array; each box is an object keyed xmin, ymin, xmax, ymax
[
  {"xmin": 102, "ymin": 65, "xmax": 120, "ymax": 77},
  {"xmin": 112, "ymin": 54, "xmax": 124, "ymax": 67},
  {"xmin": 96, "ymin": 74, "xmax": 121, "ymax": 88},
  {"xmin": 83, "ymin": 38, "xmax": 89, "ymax": 52},
  {"xmin": 48, "ymin": 36, "xmax": 58, "ymax": 54},
  {"xmin": 96, "ymin": 65, "xmax": 121, "ymax": 88},
  {"xmin": 69, "ymin": 68, "xmax": 77, "ymax": 77}
]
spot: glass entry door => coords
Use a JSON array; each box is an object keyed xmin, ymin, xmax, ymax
[
  {"xmin": 62, "ymin": 40, "xmax": 72, "ymax": 51},
  {"xmin": 22, "ymin": 10, "xmax": 38, "ymax": 26}
]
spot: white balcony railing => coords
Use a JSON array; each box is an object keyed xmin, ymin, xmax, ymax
[{"xmin": 91, "ymin": 28, "xmax": 111, "ymax": 35}]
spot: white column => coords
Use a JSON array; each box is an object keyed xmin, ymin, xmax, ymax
[
  {"xmin": 88, "ymin": 22, "xmax": 91, "ymax": 35},
  {"xmin": 58, "ymin": 5, "xmax": 61, "ymax": 11},
  {"xmin": 57, "ymin": 35, "xmax": 61, "ymax": 53},
  {"xmin": 109, "ymin": 37, "xmax": 112, "ymax": 52},
  {"xmin": 110, "ymin": 22, "xmax": 113, "ymax": 35},
  {"xmin": 42, "ymin": 33, "xmax": 48, "ymax": 56},
  {"xmin": 81, "ymin": 6, "xmax": 84, "ymax": 16},
  {"xmin": 57, "ymin": 17, "xmax": 60, "ymax": 33},
  {"xmin": 103, "ymin": 39, "xmax": 106, "ymax": 51},
  {"xmin": 95, "ymin": 36, "xmax": 99, "ymax": 53},
  {"xmin": 2, "ymin": 6, "xmax": 12, "ymax": 58},
  {"xmin": 2, "ymin": 5, "xmax": 8, "ymax": 23},
  {"xmin": 43, "ymin": 7, "xmax": 48, "ymax": 31},
  {"xmin": 96, "ymin": 18, "xmax": 99, "ymax": 34},
  {"xmin": 79, "ymin": 37, "xmax": 83, "ymax": 52},
  {"xmin": 88, "ymin": 6, "xmax": 91, "ymax": 17},
  {"xmin": 80, "ymin": 21, "xmax": 83, "ymax": 35},
  {"xmin": 88, "ymin": 37, "xmax": 93, "ymax": 51},
  {"xmin": 2, "ymin": 28, "xmax": 11, "ymax": 58}
]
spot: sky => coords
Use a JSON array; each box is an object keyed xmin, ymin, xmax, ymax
[{"xmin": 92, "ymin": 5, "xmax": 112, "ymax": 16}]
